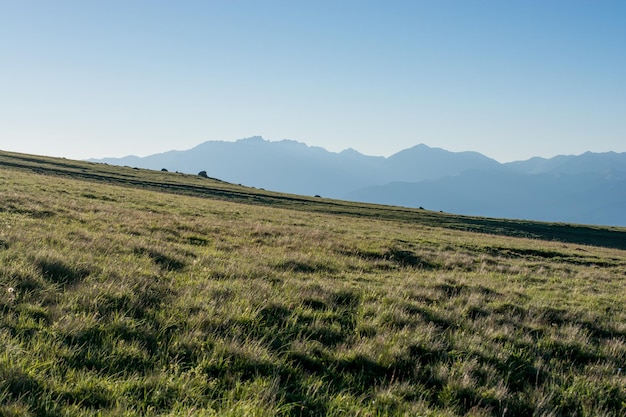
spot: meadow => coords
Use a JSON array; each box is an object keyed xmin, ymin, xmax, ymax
[{"xmin": 1, "ymin": 151, "xmax": 625, "ymax": 416}]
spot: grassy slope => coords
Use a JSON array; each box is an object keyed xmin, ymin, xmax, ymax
[
  {"xmin": 1, "ymin": 152, "xmax": 625, "ymax": 416},
  {"xmin": 2, "ymin": 150, "xmax": 626, "ymax": 250}
]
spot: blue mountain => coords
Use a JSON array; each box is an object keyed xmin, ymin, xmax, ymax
[{"xmin": 91, "ymin": 137, "xmax": 626, "ymax": 226}]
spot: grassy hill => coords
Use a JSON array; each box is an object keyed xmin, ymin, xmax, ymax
[{"xmin": 1, "ymin": 151, "xmax": 625, "ymax": 416}]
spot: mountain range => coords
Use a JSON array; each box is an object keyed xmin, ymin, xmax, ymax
[{"xmin": 91, "ymin": 136, "xmax": 626, "ymax": 226}]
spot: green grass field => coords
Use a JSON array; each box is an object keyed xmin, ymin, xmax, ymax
[{"xmin": 1, "ymin": 151, "xmax": 625, "ymax": 416}]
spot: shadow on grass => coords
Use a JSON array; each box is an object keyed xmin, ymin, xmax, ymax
[
  {"xmin": 247, "ymin": 291, "xmax": 625, "ymax": 416},
  {"xmin": 484, "ymin": 246, "xmax": 623, "ymax": 267},
  {"xmin": 0, "ymin": 364, "xmax": 43, "ymax": 402},
  {"xmin": 134, "ymin": 247, "xmax": 186, "ymax": 272},
  {"xmin": 275, "ymin": 258, "xmax": 337, "ymax": 274},
  {"xmin": 254, "ymin": 303, "xmax": 349, "ymax": 350},
  {"xmin": 58, "ymin": 275, "xmax": 177, "ymax": 376},
  {"xmin": 342, "ymin": 247, "xmax": 440, "ymax": 270},
  {"xmin": 36, "ymin": 257, "xmax": 92, "ymax": 286},
  {"xmin": 434, "ymin": 280, "xmax": 499, "ymax": 299}
]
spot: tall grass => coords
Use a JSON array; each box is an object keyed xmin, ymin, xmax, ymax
[{"xmin": 0, "ymin": 166, "xmax": 625, "ymax": 416}]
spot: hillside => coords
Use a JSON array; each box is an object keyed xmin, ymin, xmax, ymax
[
  {"xmin": 1, "ymin": 151, "xmax": 626, "ymax": 416},
  {"xmin": 6, "ymin": 150, "xmax": 626, "ymax": 250}
]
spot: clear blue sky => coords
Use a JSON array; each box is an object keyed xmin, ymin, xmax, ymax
[{"xmin": 2, "ymin": 1, "xmax": 625, "ymax": 162}]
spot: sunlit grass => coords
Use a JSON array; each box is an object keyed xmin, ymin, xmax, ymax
[{"xmin": 1, "ymin": 163, "xmax": 625, "ymax": 416}]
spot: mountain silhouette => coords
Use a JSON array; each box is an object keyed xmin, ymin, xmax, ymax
[
  {"xmin": 505, "ymin": 151, "xmax": 626, "ymax": 175},
  {"xmin": 348, "ymin": 169, "xmax": 626, "ymax": 226},
  {"xmin": 383, "ymin": 143, "xmax": 500, "ymax": 181},
  {"xmin": 91, "ymin": 137, "xmax": 626, "ymax": 226},
  {"xmin": 94, "ymin": 137, "xmax": 382, "ymax": 196}
]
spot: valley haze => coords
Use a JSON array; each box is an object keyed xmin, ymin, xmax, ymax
[{"xmin": 92, "ymin": 137, "xmax": 626, "ymax": 227}]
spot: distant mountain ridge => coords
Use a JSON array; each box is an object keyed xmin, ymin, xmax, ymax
[
  {"xmin": 505, "ymin": 151, "xmax": 626, "ymax": 175},
  {"xmin": 91, "ymin": 136, "xmax": 626, "ymax": 226},
  {"xmin": 91, "ymin": 137, "xmax": 502, "ymax": 196}
]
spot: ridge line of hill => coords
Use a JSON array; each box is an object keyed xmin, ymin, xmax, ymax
[{"xmin": 2, "ymin": 149, "xmax": 626, "ymax": 250}]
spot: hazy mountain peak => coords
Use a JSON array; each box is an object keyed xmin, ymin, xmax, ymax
[
  {"xmin": 276, "ymin": 139, "xmax": 309, "ymax": 148},
  {"xmin": 235, "ymin": 136, "xmax": 266, "ymax": 144},
  {"xmin": 340, "ymin": 147, "xmax": 364, "ymax": 156},
  {"xmin": 234, "ymin": 137, "xmax": 319, "ymax": 151}
]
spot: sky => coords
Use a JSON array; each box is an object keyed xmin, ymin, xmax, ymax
[{"xmin": 1, "ymin": 1, "xmax": 625, "ymax": 163}]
